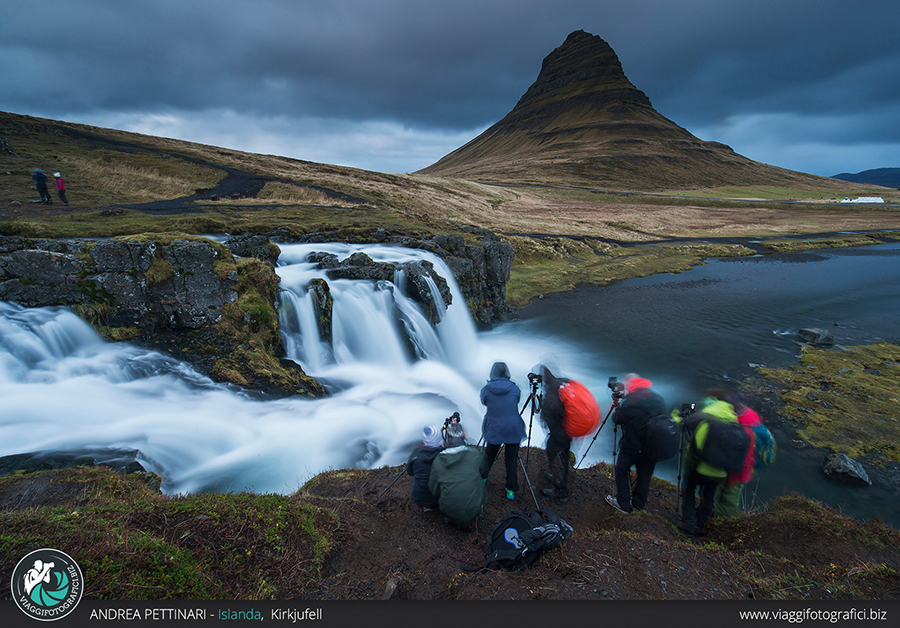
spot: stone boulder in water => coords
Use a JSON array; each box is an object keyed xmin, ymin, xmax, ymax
[
  {"xmin": 399, "ymin": 260, "xmax": 452, "ymax": 325},
  {"xmin": 0, "ymin": 449, "xmax": 148, "ymax": 476},
  {"xmin": 823, "ymin": 453, "xmax": 872, "ymax": 486},
  {"xmin": 798, "ymin": 327, "xmax": 834, "ymax": 346},
  {"xmin": 225, "ymin": 233, "xmax": 280, "ymax": 264},
  {"xmin": 307, "ymin": 278, "xmax": 333, "ymax": 343},
  {"xmin": 322, "ymin": 252, "xmax": 395, "ymax": 281}
]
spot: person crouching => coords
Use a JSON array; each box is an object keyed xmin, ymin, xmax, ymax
[
  {"xmin": 406, "ymin": 425, "xmax": 443, "ymax": 511},
  {"xmin": 428, "ymin": 441, "xmax": 487, "ymax": 530}
]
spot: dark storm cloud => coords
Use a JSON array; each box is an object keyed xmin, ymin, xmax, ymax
[
  {"xmin": 2, "ymin": 0, "xmax": 898, "ymax": 174},
  {"xmin": 3, "ymin": 0, "xmax": 558, "ymax": 126}
]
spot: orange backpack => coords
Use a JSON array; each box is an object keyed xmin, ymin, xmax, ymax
[{"xmin": 558, "ymin": 380, "xmax": 600, "ymax": 438}]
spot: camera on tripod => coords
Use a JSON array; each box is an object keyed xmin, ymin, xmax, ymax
[
  {"xmin": 679, "ymin": 403, "xmax": 696, "ymax": 418},
  {"xmin": 608, "ymin": 376, "xmax": 625, "ymax": 401},
  {"xmin": 527, "ymin": 372, "xmax": 542, "ymax": 386},
  {"xmin": 442, "ymin": 412, "xmax": 466, "ymax": 447},
  {"xmin": 443, "ymin": 411, "xmax": 461, "ymax": 429}
]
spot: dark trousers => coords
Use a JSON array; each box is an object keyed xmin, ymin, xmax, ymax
[
  {"xmin": 680, "ymin": 468, "xmax": 723, "ymax": 533},
  {"xmin": 614, "ymin": 446, "xmax": 656, "ymax": 512},
  {"xmin": 483, "ymin": 442, "xmax": 520, "ymax": 492},
  {"xmin": 37, "ymin": 183, "xmax": 51, "ymax": 202},
  {"xmin": 57, "ymin": 189, "xmax": 68, "ymax": 205},
  {"xmin": 545, "ymin": 429, "xmax": 571, "ymax": 497}
]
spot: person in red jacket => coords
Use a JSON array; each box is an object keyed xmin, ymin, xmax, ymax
[
  {"xmin": 605, "ymin": 374, "xmax": 667, "ymax": 513},
  {"xmin": 53, "ymin": 173, "xmax": 69, "ymax": 206}
]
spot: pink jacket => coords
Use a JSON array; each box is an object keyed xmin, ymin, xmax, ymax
[
  {"xmin": 728, "ymin": 407, "xmax": 761, "ymax": 485},
  {"xmin": 56, "ymin": 177, "xmax": 66, "ymax": 191}
]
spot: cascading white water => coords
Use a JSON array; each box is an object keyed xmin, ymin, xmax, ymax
[{"xmin": 0, "ymin": 243, "xmax": 609, "ymax": 495}]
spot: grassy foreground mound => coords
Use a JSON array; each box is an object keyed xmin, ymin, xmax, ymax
[{"xmin": 1, "ymin": 459, "xmax": 897, "ymax": 601}]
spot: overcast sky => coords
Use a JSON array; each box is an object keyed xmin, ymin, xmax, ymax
[{"xmin": 3, "ymin": 0, "xmax": 898, "ymax": 176}]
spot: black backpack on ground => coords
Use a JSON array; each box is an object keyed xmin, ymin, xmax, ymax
[
  {"xmin": 481, "ymin": 509, "xmax": 573, "ymax": 571},
  {"xmin": 639, "ymin": 413, "xmax": 680, "ymax": 462},
  {"xmin": 698, "ymin": 418, "xmax": 752, "ymax": 475}
]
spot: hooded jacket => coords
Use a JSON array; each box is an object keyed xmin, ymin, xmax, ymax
[
  {"xmin": 613, "ymin": 385, "xmax": 667, "ymax": 456},
  {"xmin": 427, "ymin": 445, "xmax": 486, "ymax": 525},
  {"xmin": 689, "ymin": 398, "xmax": 740, "ymax": 478},
  {"xmin": 480, "ymin": 364, "xmax": 524, "ymax": 446},
  {"xmin": 406, "ymin": 444, "xmax": 441, "ymax": 508}
]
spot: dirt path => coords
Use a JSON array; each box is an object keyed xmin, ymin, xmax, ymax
[{"xmin": 55, "ymin": 123, "xmax": 372, "ymax": 214}]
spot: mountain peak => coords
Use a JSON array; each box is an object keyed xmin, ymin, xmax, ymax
[
  {"xmin": 523, "ymin": 30, "xmax": 649, "ymax": 108},
  {"xmin": 419, "ymin": 31, "xmax": 836, "ymax": 190}
]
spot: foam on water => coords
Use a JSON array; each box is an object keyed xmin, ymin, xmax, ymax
[{"xmin": 0, "ymin": 244, "xmax": 613, "ymax": 494}]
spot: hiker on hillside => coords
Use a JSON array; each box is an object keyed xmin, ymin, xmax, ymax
[
  {"xmin": 480, "ymin": 362, "xmax": 525, "ymax": 500},
  {"xmin": 713, "ymin": 392, "xmax": 761, "ymax": 517},
  {"xmin": 428, "ymin": 442, "xmax": 487, "ymax": 529},
  {"xmin": 33, "ymin": 168, "xmax": 52, "ymax": 204},
  {"xmin": 406, "ymin": 425, "xmax": 444, "ymax": 511},
  {"xmin": 678, "ymin": 393, "xmax": 743, "ymax": 537},
  {"xmin": 53, "ymin": 172, "xmax": 69, "ymax": 206},
  {"xmin": 605, "ymin": 373, "xmax": 667, "ymax": 514}
]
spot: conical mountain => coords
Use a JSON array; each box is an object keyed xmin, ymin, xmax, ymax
[{"xmin": 418, "ymin": 30, "xmax": 839, "ymax": 190}]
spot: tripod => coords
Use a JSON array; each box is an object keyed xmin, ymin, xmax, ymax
[
  {"xmin": 672, "ymin": 405, "xmax": 696, "ymax": 524},
  {"xmin": 519, "ymin": 375, "xmax": 543, "ymax": 474},
  {"xmin": 575, "ymin": 388, "xmax": 623, "ymax": 469}
]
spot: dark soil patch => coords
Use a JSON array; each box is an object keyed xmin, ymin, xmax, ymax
[{"xmin": 296, "ymin": 448, "xmax": 900, "ymax": 600}]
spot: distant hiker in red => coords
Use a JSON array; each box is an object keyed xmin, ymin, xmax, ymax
[
  {"xmin": 605, "ymin": 373, "xmax": 667, "ymax": 514},
  {"xmin": 53, "ymin": 172, "xmax": 69, "ymax": 206}
]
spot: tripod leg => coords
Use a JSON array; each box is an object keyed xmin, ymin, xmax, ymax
[
  {"xmin": 576, "ymin": 405, "xmax": 614, "ymax": 469},
  {"xmin": 374, "ymin": 467, "xmax": 407, "ymax": 503},
  {"xmin": 518, "ymin": 453, "xmax": 541, "ymax": 510},
  {"xmin": 674, "ymin": 429, "xmax": 685, "ymax": 524}
]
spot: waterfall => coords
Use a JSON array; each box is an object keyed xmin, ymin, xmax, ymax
[
  {"xmin": 276, "ymin": 243, "xmax": 478, "ymax": 380},
  {"xmin": 0, "ymin": 244, "xmax": 599, "ymax": 495}
]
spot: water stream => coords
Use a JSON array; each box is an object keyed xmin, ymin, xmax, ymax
[
  {"xmin": 0, "ymin": 244, "xmax": 593, "ymax": 495},
  {"xmin": 1, "ymin": 241, "xmax": 898, "ymax": 526}
]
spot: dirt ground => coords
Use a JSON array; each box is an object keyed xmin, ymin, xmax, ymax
[
  {"xmin": 296, "ymin": 447, "xmax": 900, "ymax": 601},
  {"xmin": 7, "ymin": 175, "xmax": 900, "ymax": 243},
  {"xmin": 464, "ymin": 196, "xmax": 900, "ymax": 240}
]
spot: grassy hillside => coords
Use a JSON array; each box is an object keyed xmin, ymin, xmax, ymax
[
  {"xmin": 418, "ymin": 31, "xmax": 871, "ymax": 193},
  {"xmin": 4, "ymin": 110, "xmax": 900, "ymax": 309}
]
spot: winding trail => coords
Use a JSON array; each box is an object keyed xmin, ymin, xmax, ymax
[{"xmin": 56, "ymin": 124, "xmax": 372, "ymax": 214}]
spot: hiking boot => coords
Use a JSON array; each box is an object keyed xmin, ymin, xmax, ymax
[
  {"xmin": 677, "ymin": 522, "xmax": 701, "ymax": 537},
  {"xmin": 506, "ymin": 489, "xmax": 515, "ymax": 500},
  {"xmin": 605, "ymin": 495, "xmax": 628, "ymax": 514}
]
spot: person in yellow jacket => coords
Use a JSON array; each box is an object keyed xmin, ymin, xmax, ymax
[{"xmin": 678, "ymin": 395, "xmax": 738, "ymax": 537}]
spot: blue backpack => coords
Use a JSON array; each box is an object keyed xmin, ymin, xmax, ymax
[{"xmin": 751, "ymin": 423, "xmax": 776, "ymax": 468}]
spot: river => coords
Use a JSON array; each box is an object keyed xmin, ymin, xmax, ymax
[
  {"xmin": 1, "ymin": 241, "xmax": 898, "ymax": 527},
  {"xmin": 520, "ymin": 241, "xmax": 900, "ymax": 527}
]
